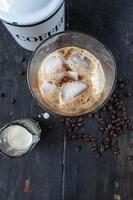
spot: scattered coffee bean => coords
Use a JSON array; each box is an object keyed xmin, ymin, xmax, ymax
[
  {"xmin": 102, "ymin": 106, "xmax": 107, "ymax": 111},
  {"xmin": 20, "ymin": 57, "xmax": 26, "ymax": 62},
  {"xmin": 90, "ymin": 146, "xmax": 97, "ymax": 152},
  {"xmin": 72, "ymin": 134, "xmax": 78, "ymax": 139},
  {"xmin": 118, "ymin": 83, "xmax": 124, "ymax": 89},
  {"xmin": 48, "ymin": 125, "xmax": 53, "ymax": 129},
  {"xmin": 108, "ymin": 105, "xmax": 113, "ymax": 111},
  {"xmin": 117, "ymin": 78, "xmax": 123, "ymax": 83},
  {"xmin": 111, "ymin": 115, "xmax": 116, "ymax": 119},
  {"xmin": 100, "ymin": 145, "xmax": 105, "ymax": 153},
  {"xmin": 60, "ymin": 118, "xmax": 65, "ymax": 123},
  {"xmin": 75, "ymin": 145, "xmax": 82, "ymax": 153},
  {"xmin": 94, "ymin": 152, "xmax": 101, "ymax": 159},
  {"xmin": 1, "ymin": 93, "xmax": 5, "ymax": 98},
  {"xmin": 18, "ymin": 70, "xmax": 26, "ymax": 76},
  {"xmin": 11, "ymin": 99, "xmax": 16, "ymax": 104},
  {"xmin": 94, "ymin": 113, "xmax": 100, "ymax": 120},
  {"xmin": 127, "ymin": 155, "xmax": 133, "ymax": 161},
  {"xmin": 112, "ymin": 150, "xmax": 120, "ymax": 156},
  {"xmin": 66, "ymin": 78, "xmax": 132, "ymax": 159},
  {"xmin": 78, "ymin": 118, "xmax": 83, "ymax": 122},
  {"xmin": 125, "ymin": 92, "xmax": 131, "ymax": 97},
  {"xmin": 78, "ymin": 122, "xmax": 83, "ymax": 127},
  {"xmin": 78, "ymin": 134, "xmax": 83, "ymax": 139},
  {"xmin": 123, "ymin": 80, "xmax": 129, "ymax": 84},
  {"xmin": 9, "ymin": 111, "xmax": 13, "ymax": 116}
]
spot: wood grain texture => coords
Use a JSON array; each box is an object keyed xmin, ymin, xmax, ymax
[
  {"xmin": 64, "ymin": 0, "xmax": 133, "ymax": 200},
  {"xmin": 0, "ymin": 0, "xmax": 133, "ymax": 200},
  {"xmin": 0, "ymin": 21, "xmax": 64, "ymax": 200}
]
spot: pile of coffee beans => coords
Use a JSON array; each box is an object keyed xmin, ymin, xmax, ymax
[{"xmin": 60, "ymin": 79, "xmax": 133, "ymax": 160}]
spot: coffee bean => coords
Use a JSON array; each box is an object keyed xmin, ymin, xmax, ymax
[
  {"xmin": 117, "ymin": 105, "xmax": 122, "ymax": 110},
  {"xmin": 108, "ymin": 105, "xmax": 113, "ymax": 111},
  {"xmin": 109, "ymin": 97, "xmax": 114, "ymax": 102},
  {"xmin": 127, "ymin": 155, "xmax": 133, "ymax": 161},
  {"xmin": 83, "ymin": 134, "xmax": 89, "ymax": 139},
  {"xmin": 99, "ymin": 127, "xmax": 104, "ymax": 132},
  {"xmin": 88, "ymin": 114, "xmax": 93, "ymax": 118},
  {"xmin": 9, "ymin": 111, "xmax": 13, "ymax": 116},
  {"xmin": 77, "ymin": 122, "xmax": 83, "ymax": 127},
  {"xmin": 90, "ymin": 146, "xmax": 97, "ymax": 152},
  {"xmin": 94, "ymin": 113, "xmax": 100, "ymax": 120},
  {"xmin": 60, "ymin": 119, "xmax": 65, "ymax": 123},
  {"xmin": 112, "ymin": 110, "xmax": 117, "ymax": 115},
  {"xmin": 112, "ymin": 150, "xmax": 120, "ymax": 156},
  {"xmin": 94, "ymin": 152, "xmax": 101, "ymax": 159},
  {"xmin": 100, "ymin": 147, "xmax": 105, "ymax": 153},
  {"xmin": 71, "ymin": 123, "xmax": 76, "ymax": 128},
  {"xmin": 91, "ymin": 137, "xmax": 97, "ymax": 143},
  {"xmin": 75, "ymin": 145, "xmax": 82, "ymax": 153},
  {"xmin": 104, "ymin": 144, "xmax": 110, "ymax": 150},
  {"xmin": 109, "ymin": 130, "xmax": 114, "ymax": 136},
  {"xmin": 72, "ymin": 134, "xmax": 78, "ymax": 139},
  {"xmin": 113, "ymin": 94, "xmax": 117, "ymax": 98},
  {"xmin": 78, "ymin": 118, "xmax": 83, "ymax": 122},
  {"xmin": 117, "ymin": 78, "xmax": 123, "ymax": 83},
  {"xmin": 125, "ymin": 92, "xmax": 131, "ymax": 97},
  {"xmin": 108, "ymin": 124, "xmax": 112, "ymax": 129},
  {"xmin": 122, "ymin": 106, "xmax": 126, "ymax": 111},
  {"xmin": 18, "ymin": 70, "xmax": 26, "ymax": 76},
  {"xmin": 84, "ymin": 137, "xmax": 92, "ymax": 144},
  {"xmin": 78, "ymin": 134, "xmax": 83, "ymax": 139},
  {"xmin": 119, "ymin": 100, "xmax": 123, "ymax": 105},
  {"xmin": 20, "ymin": 57, "xmax": 26, "ymax": 62},
  {"xmin": 48, "ymin": 125, "xmax": 53, "ymax": 129},
  {"xmin": 126, "ymin": 119, "xmax": 130, "ymax": 124},
  {"xmin": 123, "ymin": 80, "xmax": 129, "ymax": 84},
  {"xmin": 102, "ymin": 106, "xmax": 107, "ymax": 111},
  {"xmin": 1, "ymin": 93, "xmax": 5, "ymax": 98},
  {"xmin": 100, "ymin": 121, "xmax": 106, "ymax": 126},
  {"xmin": 118, "ymin": 83, "xmax": 124, "ymax": 89},
  {"xmin": 11, "ymin": 99, "xmax": 16, "ymax": 104}
]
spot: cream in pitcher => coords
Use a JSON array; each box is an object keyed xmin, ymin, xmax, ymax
[{"xmin": 0, "ymin": 0, "xmax": 65, "ymax": 51}]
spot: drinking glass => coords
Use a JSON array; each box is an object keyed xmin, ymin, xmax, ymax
[{"xmin": 27, "ymin": 31, "xmax": 117, "ymax": 117}]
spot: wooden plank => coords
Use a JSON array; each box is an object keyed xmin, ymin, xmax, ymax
[
  {"xmin": 63, "ymin": 0, "xmax": 133, "ymax": 200},
  {"xmin": 0, "ymin": 23, "xmax": 64, "ymax": 200}
]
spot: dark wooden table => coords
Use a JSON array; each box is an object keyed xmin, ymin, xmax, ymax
[{"xmin": 0, "ymin": 0, "xmax": 133, "ymax": 199}]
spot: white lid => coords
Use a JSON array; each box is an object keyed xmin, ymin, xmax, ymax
[{"xmin": 0, "ymin": 0, "xmax": 63, "ymax": 25}]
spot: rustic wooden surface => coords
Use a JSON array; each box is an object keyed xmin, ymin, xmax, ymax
[{"xmin": 0, "ymin": 0, "xmax": 133, "ymax": 199}]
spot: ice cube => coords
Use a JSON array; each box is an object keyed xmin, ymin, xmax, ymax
[
  {"xmin": 41, "ymin": 81, "xmax": 58, "ymax": 93},
  {"xmin": 69, "ymin": 52, "xmax": 97, "ymax": 73},
  {"xmin": 51, "ymin": 72, "xmax": 66, "ymax": 81},
  {"xmin": 43, "ymin": 54, "xmax": 64, "ymax": 76},
  {"xmin": 60, "ymin": 81, "xmax": 88, "ymax": 102},
  {"xmin": 51, "ymin": 71, "xmax": 79, "ymax": 82},
  {"xmin": 67, "ymin": 71, "xmax": 79, "ymax": 81}
]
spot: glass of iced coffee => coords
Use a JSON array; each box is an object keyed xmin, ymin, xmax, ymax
[{"xmin": 27, "ymin": 32, "xmax": 116, "ymax": 117}]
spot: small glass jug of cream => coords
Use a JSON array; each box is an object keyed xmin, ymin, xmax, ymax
[{"xmin": 0, "ymin": 119, "xmax": 41, "ymax": 157}]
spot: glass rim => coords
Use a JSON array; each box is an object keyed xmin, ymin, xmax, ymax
[{"xmin": 27, "ymin": 31, "xmax": 117, "ymax": 118}]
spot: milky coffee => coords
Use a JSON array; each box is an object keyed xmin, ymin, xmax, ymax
[{"xmin": 38, "ymin": 46, "xmax": 105, "ymax": 116}]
